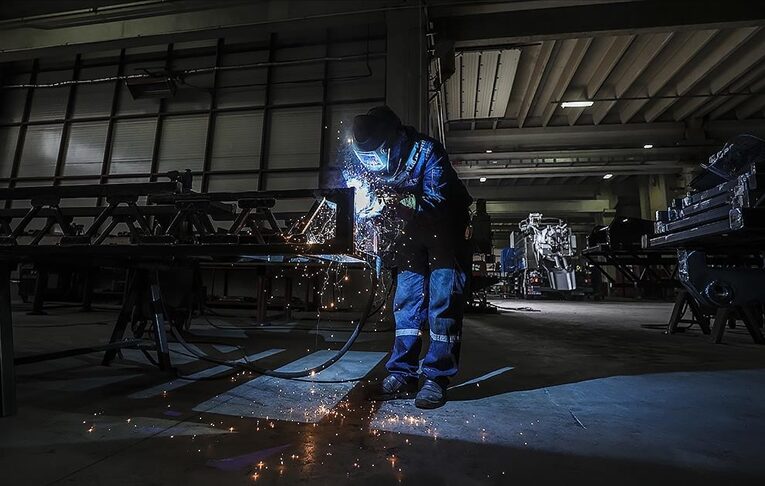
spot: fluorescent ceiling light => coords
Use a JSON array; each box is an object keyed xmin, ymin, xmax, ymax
[
  {"xmin": 602, "ymin": 173, "xmax": 614, "ymax": 180},
  {"xmin": 643, "ymin": 144, "xmax": 654, "ymax": 149},
  {"xmin": 485, "ymin": 149, "xmax": 493, "ymax": 153},
  {"xmin": 560, "ymin": 100, "xmax": 594, "ymax": 108},
  {"xmin": 479, "ymin": 177, "xmax": 487, "ymax": 183}
]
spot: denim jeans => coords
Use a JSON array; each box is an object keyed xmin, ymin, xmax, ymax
[{"xmin": 386, "ymin": 221, "xmax": 470, "ymax": 385}]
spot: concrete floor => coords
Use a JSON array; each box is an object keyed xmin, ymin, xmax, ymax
[{"xmin": 2, "ymin": 299, "xmax": 765, "ymax": 485}]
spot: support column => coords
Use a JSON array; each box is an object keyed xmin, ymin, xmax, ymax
[
  {"xmin": 385, "ymin": 8, "xmax": 427, "ymax": 131},
  {"xmin": 0, "ymin": 262, "xmax": 16, "ymax": 416},
  {"xmin": 639, "ymin": 174, "xmax": 668, "ymax": 221}
]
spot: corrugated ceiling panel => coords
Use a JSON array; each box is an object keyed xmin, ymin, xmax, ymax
[
  {"xmin": 211, "ymin": 111, "xmax": 263, "ymax": 171},
  {"xmin": 490, "ymin": 49, "xmax": 521, "ymax": 118},
  {"xmin": 29, "ymin": 70, "xmax": 72, "ymax": 121},
  {"xmin": 63, "ymin": 121, "xmax": 108, "ymax": 177},
  {"xmin": 109, "ymin": 119, "xmax": 157, "ymax": 175},
  {"xmin": 18, "ymin": 124, "xmax": 62, "ymax": 177},
  {"xmin": 445, "ymin": 54, "xmax": 461, "ymax": 121},
  {"xmin": 461, "ymin": 52, "xmax": 480, "ymax": 119},
  {"xmin": 0, "ymin": 127, "xmax": 19, "ymax": 178},
  {"xmin": 73, "ymin": 66, "xmax": 116, "ymax": 119},
  {"xmin": 157, "ymin": 115, "xmax": 207, "ymax": 172},
  {"xmin": 475, "ymin": 51, "xmax": 499, "ymax": 119},
  {"xmin": 267, "ymin": 107, "xmax": 322, "ymax": 169}
]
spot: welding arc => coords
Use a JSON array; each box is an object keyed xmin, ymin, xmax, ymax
[{"xmin": 167, "ymin": 265, "xmax": 379, "ymax": 380}]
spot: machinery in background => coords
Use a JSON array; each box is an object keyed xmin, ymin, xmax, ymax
[
  {"xmin": 506, "ymin": 213, "xmax": 577, "ymax": 298},
  {"xmin": 646, "ymin": 134, "xmax": 765, "ymax": 344},
  {"xmin": 583, "ymin": 217, "xmax": 678, "ymax": 299},
  {"xmin": 466, "ymin": 199, "xmax": 501, "ymax": 312}
]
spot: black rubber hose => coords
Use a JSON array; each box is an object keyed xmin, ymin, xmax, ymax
[{"xmin": 169, "ymin": 264, "xmax": 379, "ymax": 380}]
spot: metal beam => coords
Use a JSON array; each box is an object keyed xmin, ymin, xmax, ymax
[
  {"xmin": 451, "ymin": 146, "xmax": 713, "ymax": 163},
  {"xmin": 446, "ymin": 122, "xmax": 687, "ymax": 151},
  {"xmin": 618, "ymin": 30, "xmax": 717, "ymax": 124},
  {"xmin": 0, "ymin": 0, "xmax": 390, "ymax": 61},
  {"xmin": 539, "ymin": 37, "xmax": 591, "ymax": 127},
  {"xmin": 644, "ymin": 27, "xmax": 758, "ymax": 122},
  {"xmin": 518, "ymin": 41, "xmax": 554, "ymax": 128},
  {"xmin": 435, "ymin": 1, "xmax": 765, "ymax": 46},
  {"xmin": 591, "ymin": 32, "xmax": 673, "ymax": 124},
  {"xmin": 485, "ymin": 199, "xmax": 612, "ymax": 215},
  {"xmin": 455, "ymin": 161, "xmax": 688, "ymax": 180}
]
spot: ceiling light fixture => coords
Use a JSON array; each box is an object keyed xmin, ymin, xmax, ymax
[
  {"xmin": 560, "ymin": 100, "xmax": 594, "ymax": 108},
  {"xmin": 643, "ymin": 144, "xmax": 654, "ymax": 149},
  {"xmin": 485, "ymin": 149, "xmax": 493, "ymax": 153},
  {"xmin": 602, "ymin": 173, "xmax": 614, "ymax": 180},
  {"xmin": 479, "ymin": 177, "xmax": 487, "ymax": 183}
]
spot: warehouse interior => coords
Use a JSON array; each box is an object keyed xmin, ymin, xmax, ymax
[{"xmin": 0, "ymin": 1, "xmax": 764, "ymax": 484}]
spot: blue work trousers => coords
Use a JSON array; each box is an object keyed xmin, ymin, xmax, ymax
[{"xmin": 386, "ymin": 222, "xmax": 470, "ymax": 385}]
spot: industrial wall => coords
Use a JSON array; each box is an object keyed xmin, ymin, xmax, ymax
[{"xmin": 0, "ymin": 23, "xmax": 386, "ymax": 200}]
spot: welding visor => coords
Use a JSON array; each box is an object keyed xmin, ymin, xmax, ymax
[{"xmin": 352, "ymin": 141, "xmax": 390, "ymax": 172}]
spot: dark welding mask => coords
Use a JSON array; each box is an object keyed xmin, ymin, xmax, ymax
[{"xmin": 352, "ymin": 106, "xmax": 403, "ymax": 176}]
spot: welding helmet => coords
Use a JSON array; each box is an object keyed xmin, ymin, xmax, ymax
[{"xmin": 351, "ymin": 106, "xmax": 403, "ymax": 175}]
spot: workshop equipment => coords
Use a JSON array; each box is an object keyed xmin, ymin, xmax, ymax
[
  {"xmin": 0, "ymin": 176, "xmax": 375, "ymax": 417},
  {"xmin": 646, "ymin": 134, "xmax": 765, "ymax": 343}
]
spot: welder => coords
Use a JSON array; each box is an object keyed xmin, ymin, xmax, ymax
[{"xmin": 350, "ymin": 106, "xmax": 472, "ymax": 409}]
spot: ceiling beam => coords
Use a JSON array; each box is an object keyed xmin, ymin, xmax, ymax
[
  {"xmin": 645, "ymin": 27, "xmax": 759, "ymax": 122},
  {"xmin": 618, "ymin": 29, "xmax": 717, "ymax": 123},
  {"xmin": 435, "ymin": 1, "xmax": 765, "ymax": 46},
  {"xmin": 447, "ymin": 122, "xmax": 687, "ymax": 151},
  {"xmin": 591, "ymin": 32, "xmax": 673, "ymax": 124},
  {"xmin": 485, "ymin": 199, "xmax": 612, "ymax": 215},
  {"xmin": 455, "ymin": 161, "xmax": 688, "ymax": 180},
  {"xmin": 673, "ymin": 29, "xmax": 765, "ymax": 121},
  {"xmin": 0, "ymin": 0, "xmax": 390, "ymax": 61}
]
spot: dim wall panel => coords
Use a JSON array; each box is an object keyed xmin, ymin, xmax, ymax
[
  {"xmin": 210, "ymin": 111, "xmax": 263, "ymax": 171},
  {"xmin": 267, "ymin": 107, "xmax": 322, "ymax": 169},
  {"xmin": 109, "ymin": 119, "xmax": 157, "ymax": 175},
  {"xmin": 18, "ymin": 124, "xmax": 63, "ymax": 178},
  {"xmin": 157, "ymin": 114, "xmax": 207, "ymax": 172},
  {"xmin": 63, "ymin": 121, "xmax": 108, "ymax": 177}
]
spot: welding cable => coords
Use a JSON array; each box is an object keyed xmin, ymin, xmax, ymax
[{"xmin": 166, "ymin": 264, "xmax": 379, "ymax": 380}]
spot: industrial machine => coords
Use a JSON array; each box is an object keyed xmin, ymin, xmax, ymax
[
  {"xmin": 646, "ymin": 134, "xmax": 765, "ymax": 343},
  {"xmin": 509, "ymin": 213, "xmax": 577, "ymax": 297}
]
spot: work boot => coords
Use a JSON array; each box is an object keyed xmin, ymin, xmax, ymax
[
  {"xmin": 372, "ymin": 374, "xmax": 418, "ymax": 400},
  {"xmin": 415, "ymin": 379, "xmax": 447, "ymax": 409}
]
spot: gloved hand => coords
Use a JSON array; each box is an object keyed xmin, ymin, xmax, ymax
[{"xmin": 399, "ymin": 195, "xmax": 416, "ymax": 210}]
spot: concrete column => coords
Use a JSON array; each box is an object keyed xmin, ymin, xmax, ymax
[
  {"xmin": 639, "ymin": 174, "xmax": 668, "ymax": 220},
  {"xmin": 385, "ymin": 8, "xmax": 427, "ymax": 131}
]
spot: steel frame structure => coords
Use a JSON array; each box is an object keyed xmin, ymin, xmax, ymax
[{"xmin": 0, "ymin": 180, "xmax": 357, "ymax": 416}]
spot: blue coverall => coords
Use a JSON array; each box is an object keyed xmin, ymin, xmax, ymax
[{"xmin": 379, "ymin": 128, "xmax": 473, "ymax": 386}]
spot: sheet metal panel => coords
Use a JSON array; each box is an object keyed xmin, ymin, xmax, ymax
[
  {"xmin": 217, "ymin": 50, "xmax": 268, "ymax": 109},
  {"xmin": 267, "ymin": 107, "xmax": 321, "ymax": 169},
  {"xmin": 207, "ymin": 174, "xmax": 259, "ymax": 192},
  {"xmin": 28, "ymin": 70, "xmax": 72, "ymax": 122},
  {"xmin": 72, "ymin": 65, "xmax": 117, "ymax": 119},
  {"xmin": 157, "ymin": 114, "xmax": 207, "ymax": 172},
  {"xmin": 117, "ymin": 62, "xmax": 162, "ymax": 115},
  {"xmin": 271, "ymin": 45, "xmax": 324, "ymax": 105},
  {"xmin": 0, "ymin": 73, "xmax": 30, "ymax": 123},
  {"xmin": 461, "ymin": 52, "xmax": 480, "ymax": 119},
  {"xmin": 210, "ymin": 111, "xmax": 263, "ymax": 171},
  {"xmin": 17, "ymin": 124, "xmax": 62, "ymax": 178},
  {"xmin": 490, "ymin": 49, "xmax": 521, "ymax": 118},
  {"xmin": 63, "ymin": 121, "xmax": 108, "ymax": 177},
  {"xmin": 109, "ymin": 119, "xmax": 157, "ymax": 175},
  {"xmin": 445, "ymin": 54, "xmax": 461, "ymax": 121},
  {"xmin": 475, "ymin": 51, "xmax": 499, "ymax": 119},
  {"xmin": 0, "ymin": 127, "xmax": 19, "ymax": 178}
]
